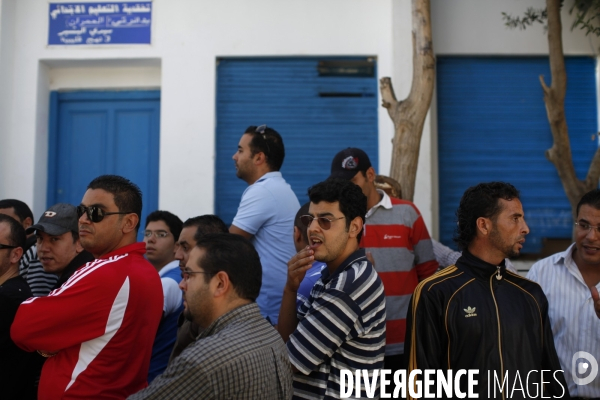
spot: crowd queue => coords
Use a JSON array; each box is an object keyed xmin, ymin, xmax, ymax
[{"xmin": 1, "ymin": 125, "xmax": 599, "ymax": 400}]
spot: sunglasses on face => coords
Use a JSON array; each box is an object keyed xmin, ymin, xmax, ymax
[
  {"xmin": 76, "ymin": 205, "xmax": 132, "ymax": 223},
  {"xmin": 0, "ymin": 243, "xmax": 17, "ymax": 250},
  {"xmin": 300, "ymin": 215, "xmax": 345, "ymax": 230}
]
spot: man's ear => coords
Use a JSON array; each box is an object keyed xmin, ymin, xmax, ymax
[
  {"xmin": 22, "ymin": 217, "xmax": 33, "ymax": 230},
  {"xmin": 212, "ymin": 271, "xmax": 231, "ymax": 298},
  {"xmin": 122, "ymin": 213, "xmax": 139, "ymax": 234},
  {"xmin": 10, "ymin": 247, "xmax": 23, "ymax": 265},
  {"xmin": 365, "ymin": 167, "xmax": 376, "ymax": 183},
  {"xmin": 348, "ymin": 216, "xmax": 363, "ymax": 239},
  {"xmin": 476, "ymin": 217, "xmax": 490, "ymax": 236},
  {"xmin": 293, "ymin": 226, "xmax": 303, "ymax": 246}
]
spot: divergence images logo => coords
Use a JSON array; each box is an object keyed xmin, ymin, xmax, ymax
[{"xmin": 571, "ymin": 351, "xmax": 598, "ymax": 386}]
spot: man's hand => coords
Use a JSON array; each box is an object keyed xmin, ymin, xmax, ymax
[
  {"xmin": 285, "ymin": 246, "xmax": 314, "ymax": 293},
  {"xmin": 592, "ymin": 286, "xmax": 600, "ymax": 319}
]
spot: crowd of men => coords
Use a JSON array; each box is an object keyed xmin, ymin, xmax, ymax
[{"xmin": 0, "ymin": 124, "xmax": 599, "ymax": 400}]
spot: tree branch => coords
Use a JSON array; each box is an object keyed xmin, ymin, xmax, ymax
[
  {"xmin": 379, "ymin": 77, "xmax": 398, "ymax": 110},
  {"xmin": 585, "ymin": 146, "xmax": 600, "ymax": 188}
]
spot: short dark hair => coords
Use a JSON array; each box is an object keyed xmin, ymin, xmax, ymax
[
  {"xmin": 145, "ymin": 210, "xmax": 183, "ymax": 242},
  {"xmin": 576, "ymin": 189, "xmax": 600, "ymax": 216},
  {"xmin": 0, "ymin": 199, "xmax": 34, "ymax": 224},
  {"xmin": 454, "ymin": 182, "xmax": 520, "ymax": 251},
  {"xmin": 307, "ymin": 178, "xmax": 367, "ymax": 241},
  {"xmin": 294, "ymin": 202, "xmax": 311, "ymax": 244},
  {"xmin": 194, "ymin": 233, "xmax": 261, "ymax": 301},
  {"xmin": 87, "ymin": 175, "xmax": 143, "ymax": 231},
  {"xmin": 244, "ymin": 125, "xmax": 285, "ymax": 171},
  {"xmin": 0, "ymin": 214, "xmax": 26, "ymax": 250},
  {"xmin": 191, "ymin": 215, "xmax": 228, "ymax": 243}
]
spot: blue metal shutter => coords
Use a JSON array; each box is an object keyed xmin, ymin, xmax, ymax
[
  {"xmin": 437, "ymin": 57, "xmax": 597, "ymax": 252},
  {"xmin": 215, "ymin": 58, "xmax": 379, "ymax": 225}
]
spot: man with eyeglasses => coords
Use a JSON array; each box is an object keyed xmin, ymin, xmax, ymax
[
  {"xmin": 11, "ymin": 175, "xmax": 163, "ymax": 399},
  {"xmin": 278, "ymin": 178, "xmax": 386, "ymax": 399},
  {"xmin": 528, "ymin": 188, "xmax": 600, "ymax": 398},
  {"xmin": 329, "ymin": 147, "xmax": 438, "ymax": 371},
  {"xmin": 142, "ymin": 210, "xmax": 183, "ymax": 382},
  {"xmin": 129, "ymin": 233, "xmax": 293, "ymax": 399},
  {"xmin": 169, "ymin": 214, "xmax": 228, "ymax": 362},
  {"xmin": 230, "ymin": 125, "xmax": 300, "ymax": 325},
  {"xmin": 0, "ymin": 214, "xmax": 41, "ymax": 399}
]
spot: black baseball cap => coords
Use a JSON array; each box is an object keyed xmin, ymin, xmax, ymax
[
  {"xmin": 328, "ymin": 147, "xmax": 372, "ymax": 180},
  {"xmin": 25, "ymin": 203, "xmax": 79, "ymax": 236}
]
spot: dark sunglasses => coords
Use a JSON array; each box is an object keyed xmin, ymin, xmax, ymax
[
  {"xmin": 77, "ymin": 205, "xmax": 132, "ymax": 223},
  {"xmin": 254, "ymin": 124, "xmax": 270, "ymax": 157},
  {"xmin": 0, "ymin": 243, "xmax": 17, "ymax": 250},
  {"xmin": 300, "ymin": 215, "xmax": 345, "ymax": 230}
]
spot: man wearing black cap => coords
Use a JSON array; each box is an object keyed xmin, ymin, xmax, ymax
[
  {"xmin": 26, "ymin": 203, "xmax": 94, "ymax": 290},
  {"xmin": 329, "ymin": 147, "xmax": 438, "ymax": 371}
]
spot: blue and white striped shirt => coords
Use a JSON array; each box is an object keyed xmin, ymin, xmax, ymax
[
  {"xmin": 287, "ymin": 249, "xmax": 387, "ymax": 399},
  {"xmin": 527, "ymin": 243, "xmax": 600, "ymax": 398}
]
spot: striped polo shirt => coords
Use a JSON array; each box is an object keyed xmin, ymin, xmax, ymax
[
  {"xmin": 287, "ymin": 249, "xmax": 387, "ymax": 399},
  {"xmin": 360, "ymin": 190, "xmax": 438, "ymax": 356}
]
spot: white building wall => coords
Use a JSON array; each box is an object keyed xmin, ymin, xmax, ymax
[
  {"xmin": 0, "ymin": 0, "xmax": 401, "ymax": 224},
  {"xmin": 1, "ymin": 0, "xmax": 597, "ymax": 236}
]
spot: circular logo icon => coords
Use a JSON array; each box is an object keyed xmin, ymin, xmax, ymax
[{"xmin": 571, "ymin": 351, "xmax": 599, "ymax": 386}]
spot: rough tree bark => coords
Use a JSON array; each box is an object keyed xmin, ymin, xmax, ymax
[
  {"xmin": 542, "ymin": 0, "xmax": 600, "ymax": 219},
  {"xmin": 379, "ymin": 0, "xmax": 435, "ymax": 202}
]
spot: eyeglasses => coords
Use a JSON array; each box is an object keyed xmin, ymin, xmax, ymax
[
  {"xmin": 254, "ymin": 124, "xmax": 270, "ymax": 157},
  {"xmin": 575, "ymin": 221, "xmax": 600, "ymax": 235},
  {"xmin": 0, "ymin": 243, "xmax": 17, "ymax": 250},
  {"xmin": 77, "ymin": 205, "xmax": 133, "ymax": 223},
  {"xmin": 143, "ymin": 230, "xmax": 170, "ymax": 239},
  {"xmin": 181, "ymin": 269, "xmax": 213, "ymax": 281},
  {"xmin": 300, "ymin": 215, "xmax": 345, "ymax": 230}
]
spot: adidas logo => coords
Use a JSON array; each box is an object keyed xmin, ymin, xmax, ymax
[{"xmin": 464, "ymin": 306, "xmax": 477, "ymax": 318}]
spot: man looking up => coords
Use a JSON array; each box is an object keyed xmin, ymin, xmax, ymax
[
  {"xmin": 0, "ymin": 199, "xmax": 58, "ymax": 295},
  {"xmin": 279, "ymin": 178, "xmax": 386, "ymax": 399},
  {"xmin": 230, "ymin": 124, "xmax": 300, "ymax": 324},
  {"xmin": 405, "ymin": 182, "xmax": 567, "ymax": 399},
  {"xmin": 26, "ymin": 203, "xmax": 94, "ymax": 290},
  {"xmin": 143, "ymin": 210, "xmax": 183, "ymax": 382},
  {"xmin": 0, "ymin": 214, "xmax": 39, "ymax": 399},
  {"xmin": 527, "ymin": 188, "xmax": 600, "ymax": 398},
  {"xmin": 11, "ymin": 175, "xmax": 163, "ymax": 399},
  {"xmin": 329, "ymin": 148, "xmax": 438, "ymax": 370},
  {"xmin": 169, "ymin": 214, "xmax": 229, "ymax": 361},
  {"xmin": 129, "ymin": 233, "xmax": 293, "ymax": 399}
]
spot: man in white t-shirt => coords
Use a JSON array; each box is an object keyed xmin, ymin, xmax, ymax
[{"xmin": 143, "ymin": 210, "xmax": 183, "ymax": 382}]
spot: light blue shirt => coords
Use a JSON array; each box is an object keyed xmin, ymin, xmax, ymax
[
  {"xmin": 527, "ymin": 243, "xmax": 600, "ymax": 398},
  {"xmin": 232, "ymin": 171, "xmax": 300, "ymax": 324}
]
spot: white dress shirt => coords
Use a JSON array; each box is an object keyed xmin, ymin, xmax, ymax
[{"xmin": 527, "ymin": 243, "xmax": 600, "ymax": 398}]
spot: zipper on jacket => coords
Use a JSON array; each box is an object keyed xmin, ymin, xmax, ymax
[
  {"xmin": 496, "ymin": 265, "xmax": 502, "ymax": 280},
  {"xmin": 490, "ymin": 275, "xmax": 505, "ymax": 400}
]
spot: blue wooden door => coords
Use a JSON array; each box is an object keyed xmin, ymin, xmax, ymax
[
  {"xmin": 215, "ymin": 58, "xmax": 379, "ymax": 225},
  {"xmin": 437, "ymin": 57, "xmax": 597, "ymax": 253},
  {"xmin": 48, "ymin": 91, "xmax": 160, "ymax": 237}
]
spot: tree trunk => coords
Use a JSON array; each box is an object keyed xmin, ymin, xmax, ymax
[
  {"xmin": 542, "ymin": 0, "xmax": 600, "ymax": 224},
  {"xmin": 379, "ymin": 0, "xmax": 435, "ymax": 202}
]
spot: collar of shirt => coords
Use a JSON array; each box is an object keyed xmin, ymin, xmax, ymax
[
  {"xmin": 159, "ymin": 259, "xmax": 180, "ymax": 277},
  {"xmin": 319, "ymin": 248, "xmax": 367, "ymax": 284},
  {"xmin": 365, "ymin": 189, "xmax": 392, "ymax": 218},
  {"xmin": 552, "ymin": 242, "xmax": 589, "ymax": 287},
  {"xmin": 196, "ymin": 302, "xmax": 259, "ymax": 340},
  {"xmin": 254, "ymin": 171, "xmax": 282, "ymax": 184}
]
